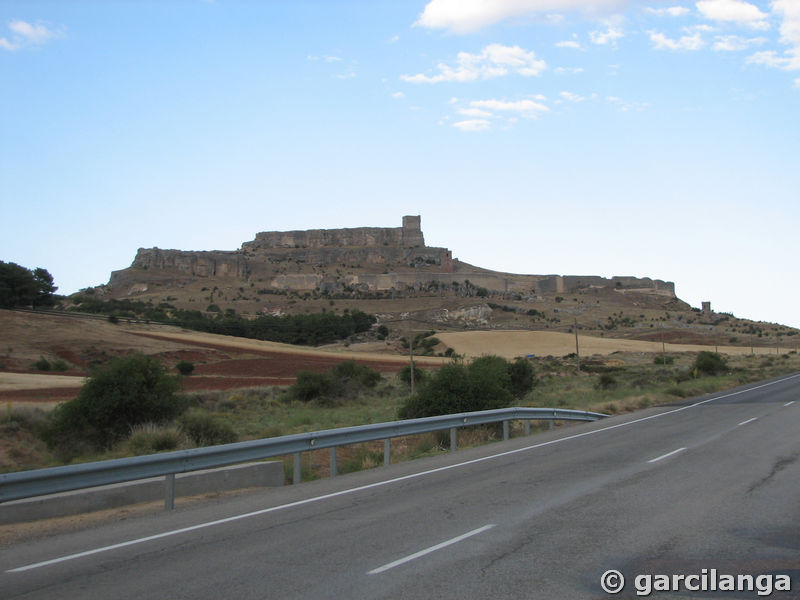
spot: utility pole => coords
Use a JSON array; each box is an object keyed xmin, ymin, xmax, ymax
[
  {"xmin": 574, "ymin": 317, "xmax": 580, "ymax": 372},
  {"xmin": 409, "ymin": 333, "xmax": 416, "ymax": 395}
]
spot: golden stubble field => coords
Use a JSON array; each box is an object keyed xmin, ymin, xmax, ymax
[{"xmin": 434, "ymin": 330, "xmax": 786, "ymax": 359}]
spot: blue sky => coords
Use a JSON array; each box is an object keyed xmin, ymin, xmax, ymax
[{"xmin": 2, "ymin": 0, "xmax": 798, "ymax": 328}]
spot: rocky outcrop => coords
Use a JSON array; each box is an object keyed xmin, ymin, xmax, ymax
[{"xmin": 105, "ymin": 216, "xmax": 676, "ymax": 299}]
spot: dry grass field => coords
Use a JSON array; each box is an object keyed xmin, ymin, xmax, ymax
[{"xmin": 435, "ymin": 330, "xmax": 789, "ymax": 360}]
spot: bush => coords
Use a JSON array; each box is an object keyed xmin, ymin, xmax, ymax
[
  {"xmin": 596, "ymin": 373, "xmax": 618, "ymax": 390},
  {"xmin": 127, "ymin": 423, "xmax": 185, "ymax": 455},
  {"xmin": 508, "ymin": 358, "xmax": 536, "ymax": 399},
  {"xmin": 292, "ymin": 370, "xmax": 338, "ymax": 402},
  {"xmin": 51, "ymin": 359, "xmax": 69, "ymax": 372},
  {"xmin": 33, "ymin": 357, "xmax": 51, "ymax": 371},
  {"xmin": 399, "ymin": 364, "xmax": 428, "ymax": 386},
  {"xmin": 180, "ymin": 410, "xmax": 238, "ymax": 446},
  {"xmin": 175, "ymin": 360, "xmax": 195, "ymax": 376},
  {"xmin": 398, "ymin": 355, "xmax": 525, "ymax": 419},
  {"xmin": 43, "ymin": 354, "xmax": 186, "ymax": 451},
  {"xmin": 653, "ymin": 355, "xmax": 675, "ymax": 365},
  {"xmin": 291, "ymin": 361, "xmax": 382, "ymax": 403},
  {"xmin": 694, "ymin": 351, "xmax": 728, "ymax": 376},
  {"xmin": 331, "ymin": 360, "xmax": 381, "ymax": 388}
]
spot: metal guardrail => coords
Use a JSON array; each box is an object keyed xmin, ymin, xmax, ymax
[{"xmin": 0, "ymin": 407, "xmax": 606, "ymax": 508}]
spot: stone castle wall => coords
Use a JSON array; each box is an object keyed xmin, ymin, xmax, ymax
[{"xmin": 242, "ymin": 215, "xmax": 425, "ymax": 251}]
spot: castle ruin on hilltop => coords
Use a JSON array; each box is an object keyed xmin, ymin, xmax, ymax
[{"xmin": 109, "ymin": 216, "xmax": 675, "ymax": 299}]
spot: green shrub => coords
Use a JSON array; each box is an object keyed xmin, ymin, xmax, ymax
[
  {"xmin": 399, "ymin": 364, "xmax": 428, "ymax": 386},
  {"xmin": 398, "ymin": 355, "xmax": 520, "ymax": 419},
  {"xmin": 51, "ymin": 359, "xmax": 69, "ymax": 372},
  {"xmin": 596, "ymin": 373, "xmax": 618, "ymax": 390},
  {"xmin": 292, "ymin": 370, "xmax": 337, "ymax": 402},
  {"xmin": 694, "ymin": 351, "xmax": 728, "ymax": 376},
  {"xmin": 653, "ymin": 355, "xmax": 675, "ymax": 365},
  {"xmin": 291, "ymin": 361, "xmax": 382, "ymax": 403},
  {"xmin": 175, "ymin": 360, "xmax": 195, "ymax": 376},
  {"xmin": 33, "ymin": 357, "xmax": 51, "ymax": 371},
  {"xmin": 508, "ymin": 357, "xmax": 536, "ymax": 399},
  {"xmin": 331, "ymin": 360, "xmax": 381, "ymax": 388},
  {"xmin": 43, "ymin": 354, "xmax": 186, "ymax": 451},
  {"xmin": 180, "ymin": 410, "xmax": 237, "ymax": 446}
]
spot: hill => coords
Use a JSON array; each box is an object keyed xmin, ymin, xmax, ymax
[{"xmin": 75, "ymin": 215, "xmax": 796, "ymax": 350}]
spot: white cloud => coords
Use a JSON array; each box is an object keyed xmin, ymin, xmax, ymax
[
  {"xmin": 453, "ymin": 119, "xmax": 492, "ymax": 131},
  {"xmin": 747, "ymin": 50, "xmax": 797, "ymax": 68},
  {"xmin": 389, "ymin": 35, "xmax": 400, "ymax": 43},
  {"xmin": 414, "ymin": 0, "xmax": 628, "ymax": 33},
  {"xmin": 556, "ymin": 40, "xmax": 583, "ymax": 49},
  {"xmin": 9, "ymin": 20, "xmax": 56, "ymax": 44},
  {"xmin": 391, "ymin": 91, "xmax": 406, "ymax": 98},
  {"xmin": 649, "ymin": 30, "xmax": 706, "ymax": 50},
  {"xmin": 743, "ymin": 0, "xmax": 799, "ymax": 76},
  {"xmin": 590, "ymin": 26, "xmax": 624, "ymax": 45},
  {"xmin": 1, "ymin": 19, "xmax": 62, "ymax": 51},
  {"xmin": 470, "ymin": 98, "xmax": 550, "ymax": 117},
  {"xmin": 458, "ymin": 107, "xmax": 495, "ymax": 118},
  {"xmin": 795, "ymin": 77, "xmax": 800, "ymax": 87},
  {"xmin": 554, "ymin": 66, "xmax": 585, "ymax": 73},
  {"xmin": 712, "ymin": 34, "xmax": 766, "ymax": 51},
  {"xmin": 0, "ymin": 37, "xmax": 17, "ymax": 51},
  {"xmin": 688, "ymin": 24, "xmax": 716, "ymax": 32},
  {"xmin": 696, "ymin": 0, "xmax": 769, "ymax": 30},
  {"xmin": 645, "ymin": 6, "xmax": 691, "ymax": 17},
  {"xmin": 560, "ymin": 91, "xmax": 585, "ymax": 101},
  {"xmin": 401, "ymin": 43, "xmax": 546, "ymax": 83}
]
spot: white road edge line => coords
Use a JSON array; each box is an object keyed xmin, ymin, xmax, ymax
[
  {"xmin": 784, "ymin": 401, "xmax": 795, "ymax": 407},
  {"xmin": 367, "ymin": 524, "xmax": 495, "ymax": 575},
  {"xmin": 647, "ymin": 447, "xmax": 687, "ymax": 464},
  {"xmin": 738, "ymin": 417, "xmax": 758, "ymax": 426},
  {"xmin": 8, "ymin": 372, "xmax": 800, "ymax": 574}
]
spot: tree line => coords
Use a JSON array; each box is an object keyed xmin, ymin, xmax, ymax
[{"xmin": 0, "ymin": 261, "xmax": 57, "ymax": 308}]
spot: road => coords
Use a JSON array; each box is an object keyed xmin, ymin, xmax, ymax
[{"xmin": 2, "ymin": 374, "xmax": 799, "ymax": 599}]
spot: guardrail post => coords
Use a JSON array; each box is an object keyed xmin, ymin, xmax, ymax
[
  {"xmin": 550, "ymin": 409, "xmax": 556, "ymax": 430},
  {"xmin": 524, "ymin": 420, "xmax": 531, "ymax": 436},
  {"xmin": 503, "ymin": 420, "xmax": 509, "ymax": 441},
  {"xmin": 293, "ymin": 452, "xmax": 301, "ymax": 485},
  {"xmin": 384, "ymin": 439, "xmax": 391, "ymax": 466},
  {"xmin": 330, "ymin": 447, "xmax": 338, "ymax": 478},
  {"xmin": 450, "ymin": 427, "xmax": 457, "ymax": 452},
  {"xmin": 165, "ymin": 473, "xmax": 175, "ymax": 511}
]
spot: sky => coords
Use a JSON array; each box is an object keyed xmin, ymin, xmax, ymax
[{"xmin": 1, "ymin": 0, "xmax": 798, "ymax": 328}]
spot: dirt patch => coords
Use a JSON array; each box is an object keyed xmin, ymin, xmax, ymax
[{"xmin": 0, "ymin": 372, "xmax": 86, "ymax": 391}]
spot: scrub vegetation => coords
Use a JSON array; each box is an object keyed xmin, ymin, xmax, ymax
[{"xmin": 2, "ymin": 351, "xmax": 799, "ymax": 480}]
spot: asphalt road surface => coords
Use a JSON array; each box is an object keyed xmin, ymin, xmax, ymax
[{"xmin": 2, "ymin": 373, "xmax": 799, "ymax": 599}]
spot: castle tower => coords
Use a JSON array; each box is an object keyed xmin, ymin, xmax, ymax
[{"xmin": 401, "ymin": 215, "xmax": 424, "ymax": 247}]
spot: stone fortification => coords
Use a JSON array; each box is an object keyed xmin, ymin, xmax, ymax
[
  {"xmin": 107, "ymin": 216, "xmax": 675, "ymax": 299},
  {"xmin": 242, "ymin": 215, "xmax": 425, "ymax": 251}
]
